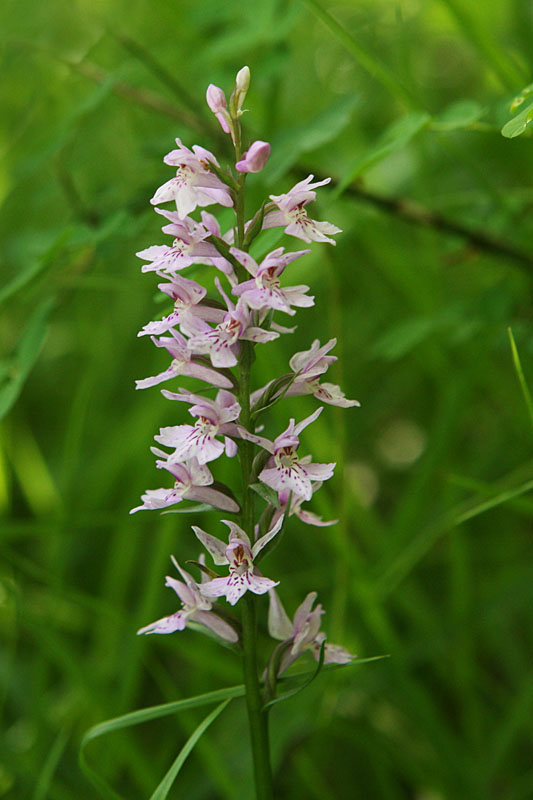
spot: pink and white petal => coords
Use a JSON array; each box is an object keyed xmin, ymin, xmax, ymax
[
  {"xmin": 282, "ymin": 286, "xmax": 315, "ymax": 308},
  {"xmin": 224, "ymin": 574, "xmax": 251, "ymax": 605},
  {"xmin": 271, "ymin": 321, "xmax": 297, "ymax": 334},
  {"xmin": 321, "ymin": 642, "xmax": 355, "ymax": 665},
  {"xmin": 232, "ymin": 426, "xmax": 274, "ymax": 453},
  {"xmin": 188, "ymin": 486, "xmax": 239, "ymax": 513},
  {"xmin": 150, "ymin": 178, "xmax": 182, "ymax": 206},
  {"xmin": 137, "ymin": 611, "xmax": 188, "ymax": 635},
  {"xmin": 136, "ymin": 245, "xmax": 170, "ymax": 262},
  {"xmin": 193, "ymin": 610, "xmax": 239, "ymax": 642},
  {"xmin": 248, "ymin": 573, "xmax": 279, "ymax": 596},
  {"xmin": 296, "ymin": 508, "xmax": 338, "ymax": 527},
  {"xmin": 164, "ymin": 575, "xmax": 195, "ymax": 606},
  {"xmin": 293, "ymin": 406, "xmax": 324, "ymax": 436},
  {"xmin": 229, "ymin": 247, "xmax": 259, "ymax": 277},
  {"xmin": 129, "ymin": 488, "xmax": 184, "ymax": 514},
  {"xmin": 192, "ymin": 436, "xmax": 226, "ymax": 465},
  {"xmin": 259, "ymin": 464, "xmax": 313, "ymax": 502},
  {"xmin": 314, "ymin": 382, "xmax": 360, "ymax": 407},
  {"xmin": 224, "ymin": 436, "xmax": 238, "ymax": 458},
  {"xmin": 187, "ymin": 460, "xmax": 213, "ymax": 486},
  {"xmin": 252, "ymin": 515, "xmax": 283, "ymax": 559},
  {"xmin": 293, "ymin": 592, "xmax": 320, "ymax": 636},
  {"xmin": 135, "ymin": 366, "xmax": 180, "ymax": 390},
  {"xmin": 241, "ymin": 327, "xmax": 279, "ymax": 343},
  {"xmin": 175, "ymin": 185, "xmax": 201, "ymax": 218},
  {"xmin": 186, "ymin": 361, "xmax": 233, "ymax": 389},
  {"xmin": 155, "ymin": 424, "xmax": 195, "ymax": 448},
  {"xmin": 262, "ymin": 210, "xmax": 287, "ymax": 229},
  {"xmin": 200, "ymin": 576, "xmax": 232, "ymax": 599},
  {"xmin": 192, "ymin": 526, "xmax": 229, "ymax": 565},
  {"xmin": 302, "ymin": 462, "xmax": 336, "ymax": 482},
  {"xmin": 221, "ymin": 520, "xmax": 251, "ymax": 547},
  {"xmin": 268, "ymin": 589, "xmax": 294, "ymax": 641}
]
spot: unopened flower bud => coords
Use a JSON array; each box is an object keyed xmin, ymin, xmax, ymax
[
  {"xmin": 235, "ymin": 66, "xmax": 250, "ymax": 96},
  {"xmin": 230, "ymin": 66, "xmax": 251, "ymax": 118},
  {"xmin": 206, "ymin": 84, "xmax": 231, "ymax": 134},
  {"xmin": 236, "ymin": 140, "xmax": 271, "ymax": 173}
]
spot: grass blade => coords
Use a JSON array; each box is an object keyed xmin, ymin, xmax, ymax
[
  {"xmin": 149, "ymin": 699, "xmax": 231, "ymax": 799},
  {"xmin": 508, "ymin": 327, "xmax": 533, "ymax": 431},
  {"xmin": 300, "ymin": 0, "xmax": 418, "ymax": 108},
  {"xmin": 80, "ymin": 685, "xmax": 244, "ymax": 799}
]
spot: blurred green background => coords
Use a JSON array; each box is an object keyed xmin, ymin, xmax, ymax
[{"xmin": 1, "ymin": 0, "xmax": 533, "ymax": 797}]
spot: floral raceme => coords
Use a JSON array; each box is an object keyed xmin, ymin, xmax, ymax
[{"xmin": 133, "ymin": 67, "xmax": 358, "ymax": 727}]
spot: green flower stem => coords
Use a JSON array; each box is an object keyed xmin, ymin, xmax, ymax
[
  {"xmin": 241, "ymin": 593, "xmax": 274, "ymax": 800},
  {"xmin": 233, "ymin": 118, "xmax": 274, "ymax": 799}
]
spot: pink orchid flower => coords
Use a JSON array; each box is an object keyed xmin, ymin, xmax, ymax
[
  {"xmin": 135, "ymin": 329, "xmax": 232, "ymax": 390},
  {"xmin": 150, "ymin": 139, "xmax": 233, "ymax": 218},
  {"xmin": 181, "ymin": 280, "xmax": 278, "ymax": 368},
  {"xmin": 237, "ymin": 408, "xmax": 335, "ymax": 501},
  {"xmin": 230, "ymin": 247, "xmax": 314, "ymax": 316},
  {"xmin": 155, "ymin": 389, "xmax": 240, "ymax": 465},
  {"xmin": 194, "ymin": 518, "xmax": 282, "ymax": 605},
  {"xmin": 286, "ymin": 338, "xmax": 360, "ymax": 407},
  {"xmin": 268, "ymin": 590, "xmax": 355, "ymax": 674},
  {"xmin": 136, "ymin": 211, "xmax": 223, "ymax": 275},
  {"xmin": 263, "ymin": 174, "xmax": 341, "ymax": 244},
  {"xmin": 137, "ymin": 273, "xmax": 225, "ymax": 338},
  {"xmin": 137, "ymin": 556, "xmax": 238, "ymax": 642},
  {"xmin": 130, "ymin": 455, "xmax": 238, "ymax": 514}
]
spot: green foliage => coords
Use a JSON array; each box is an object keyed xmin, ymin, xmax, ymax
[{"xmin": 2, "ymin": 0, "xmax": 533, "ymax": 798}]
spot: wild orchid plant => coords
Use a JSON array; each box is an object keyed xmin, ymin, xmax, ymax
[{"xmin": 132, "ymin": 66, "xmax": 358, "ymax": 799}]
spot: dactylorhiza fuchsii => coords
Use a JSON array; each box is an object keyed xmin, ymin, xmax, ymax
[{"xmin": 132, "ymin": 66, "xmax": 359, "ymax": 798}]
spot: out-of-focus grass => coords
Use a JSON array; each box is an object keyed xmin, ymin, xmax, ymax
[{"xmin": 1, "ymin": 0, "xmax": 533, "ymax": 797}]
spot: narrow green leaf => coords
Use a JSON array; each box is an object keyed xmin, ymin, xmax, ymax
[
  {"xmin": 334, "ymin": 112, "xmax": 431, "ymax": 197},
  {"xmin": 264, "ymin": 653, "xmax": 388, "ymax": 709},
  {"xmin": 161, "ymin": 503, "xmax": 216, "ymax": 514},
  {"xmin": 0, "ymin": 297, "xmax": 54, "ymax": 420},
  {"xmin": 149, "ymin": 700, "xmax": 231, "ymax": 799},
  {"xmin": 501, "ymin": 100, "xmax": 533, "ymax": 138},
  {"xmin": 377, "ymin": 477, "xmax": 533, "ymax": 596},
  {"xmin": 79, "ymin": 685, "xmax": 245, "ymax": 799},
  {"xmin": 508, "ymin": 328, "xmax": 533, "ymax": 431},
  {"xmin": 0, "ymin": 228, "xmax": 73, "ymax": 305},
  {"xmin": 32, "ymin": 727, "xmax": 70, "ymax": 800}
]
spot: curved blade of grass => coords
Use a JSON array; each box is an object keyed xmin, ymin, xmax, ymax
[
  {"xmin": 300, "ymin": 0, "xmax": 418, "ymax": 108},
  {"xmin": 149, "ymin": 699, "xmax": 231, "ymax": 799},
  {"xmin": 508, "ymin": 328, "xmax": 533, "ymax": 430},
  {"xmin": 377, "ymin": 477, "xmax": 533, "ymax": 597},
  {"xmin": 32, "ymin": 726, "xmax": 70, "ymax": 800},
  {"xmin": 263, "ymin": 653, "xmax": 388, "ymax": 709},
  {"xmin": 79, "ymin": 685, "xmax": 244, "ymax": 800},
  {"xmin": 0, "ymin": 297, "xmax": 54, "ymax": 420}
]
